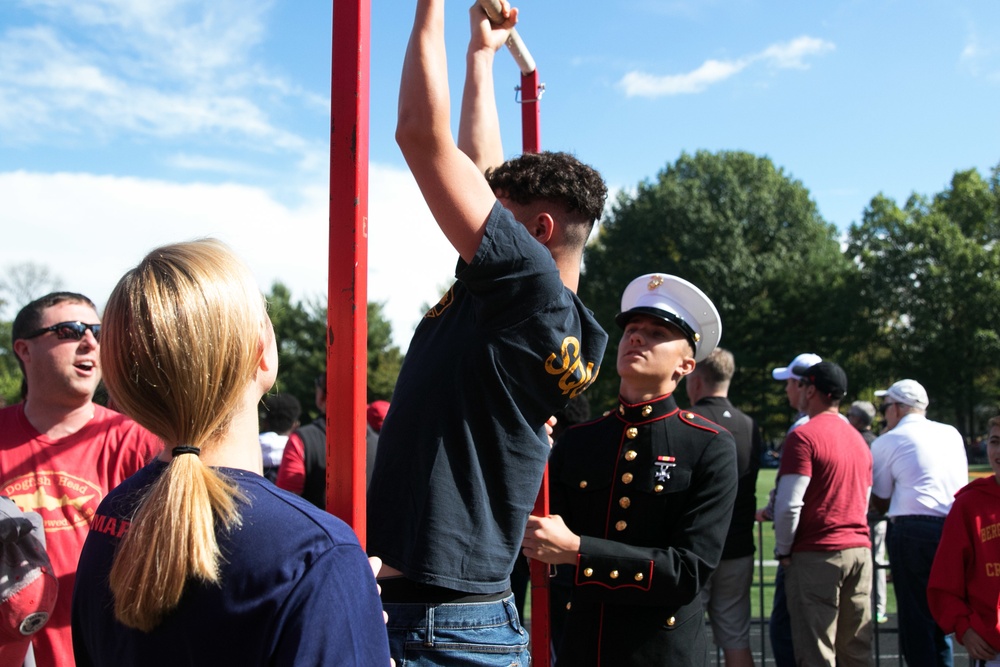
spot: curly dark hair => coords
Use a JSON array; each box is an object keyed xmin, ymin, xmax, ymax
[{"xmin": 486, "ymin": 151, "xmax": 607, "ymax": 246}]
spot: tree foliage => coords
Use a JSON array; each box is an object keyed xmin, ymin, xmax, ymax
[
  {"xmin": 581, "ymin": 151, "xmax": 861, "ymax": 439},
  {"xmin": 265, "ymin": 283, "xmax": 404, "ymax": 422},
  {"xmin": 846, "ymin": 167, "xmax": 1000, "ymax": 437},
  {"xmin": 0, "ymin": 262, "xmax": 65, "ymax": 316}
]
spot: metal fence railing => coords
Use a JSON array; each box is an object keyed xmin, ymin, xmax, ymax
[{"xmin": 708, "ymin": 522, "xmax": 970, "ymax": 667}]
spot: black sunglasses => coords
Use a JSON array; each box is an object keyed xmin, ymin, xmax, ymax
[
  {"xmin": 23, "ymin": 321, "xmax": 101, "ymax": 342},
  {"xmin": 879, "ymin": 402, "xmax": 899, "ymax": 415}
]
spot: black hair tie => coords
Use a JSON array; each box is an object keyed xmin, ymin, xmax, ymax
[{"xmin": 171, "ymin": 445, "xmax": 201, "ymax": 458}]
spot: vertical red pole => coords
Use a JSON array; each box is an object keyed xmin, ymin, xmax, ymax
[
  {"xmin": 521, "ymin": 67, "xmax": 551, "ymax": 667},
  {"xmin": 521, "ymin": 70, "xmax": 541, "ymax": 153},
  {"xmin": 328, "ymin": 0, "xmax": 370, "ymax": 546}
]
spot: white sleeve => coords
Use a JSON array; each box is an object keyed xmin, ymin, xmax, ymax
[
  {"xmin": 870, "ymin": 436, "xmax": 894, "ymax": 500},
  {"xmin": 774, "ymin": 474, "xmax": 810, "ymax": 555}
]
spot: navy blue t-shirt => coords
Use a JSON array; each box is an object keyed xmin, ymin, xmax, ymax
[
  {"xmin": 72, "ymin": 461, "xmax": 390, "ymax": 666},
  {"xmin": 367, "ymin": 202, "xmax": 608, "ymax": 593}
]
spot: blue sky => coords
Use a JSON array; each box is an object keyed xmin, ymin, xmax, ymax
[{"xmin": 1, "ymin": 0, "xmax": 998, "ymax": 348}]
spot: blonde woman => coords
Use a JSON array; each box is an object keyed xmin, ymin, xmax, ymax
[{"xmin": 71, "ymin": 240, "xmax": 390, "ymax": 666}]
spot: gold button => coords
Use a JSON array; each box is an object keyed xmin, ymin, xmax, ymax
[
  {"xmin": 579, "ymin": 480, "xmax": 588, "ymax": 489},
  {"xmin": 615, "ymin": 520, "xmax": 627, "ymax": 531},
  {"xmin": 654, "ymin": 484, "xmax": 664, "ymax": 492},
  {"xmin": 666, "ymin": 616, "xmax": 676, "ymax": 626},
  {"xmin": 619, "ymin": 405, "xmax": 625, "ymax": 415},
  {"xmin": 626, "ymin": 427, "xmax": 638, "ymax": 439},
  {"xmin": 583, "ymin": 568, "xmax": 593, "ymax": 577},
  {"xmin": 610, "ymin": 570, "xmax": 619, "ymax": 579},
  {"xmin": 624, "ymin": 450, "xmax": 637, "ymax": 461},
  {"xmin": 634, "ymin": 573, "xmax": 644, "ymax": 582},
  {"xmin": 685, "ymin": 413, "xmax": 694, "ymax": 419},
  {"xmin": 642, "ymin": 405, "xmax": 653, "ymax": 417},
  {"xmin": 619, "ymin": 497, "xmax": 631, "ymax": 509},
  {"xmin": 566, "ymin": 602, "xmax": 572, "ymax": 610},
  {"xmin": 622, "ymin": 472, "xmax": 634, "ymax": 484}
]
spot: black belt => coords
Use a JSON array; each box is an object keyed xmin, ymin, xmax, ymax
[
  {"xmin": 890, "ymin": 514, "xmax": 946, "ymax": 523},
  {"xmin": 378, "ymin": 577, "xmax": 512, "ymax": 604}
]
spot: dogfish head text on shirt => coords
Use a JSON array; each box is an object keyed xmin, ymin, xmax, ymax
[{"xmin": 545, "ymin": 336, "xmax": 600, "ymax": 398}]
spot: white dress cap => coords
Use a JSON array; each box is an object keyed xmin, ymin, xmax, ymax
[{"xmin": 615, "ymin": 273, "xmax": 721, "ymax": 362}]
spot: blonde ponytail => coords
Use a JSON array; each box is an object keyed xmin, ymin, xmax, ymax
[{"xmin": 100, "ymin": 240, "xmax": 267, "ymax": 631}]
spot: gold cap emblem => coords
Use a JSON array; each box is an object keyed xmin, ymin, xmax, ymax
[{"xmin": 647, "ymin": 275, "xmax": 664, "ymax": 290}]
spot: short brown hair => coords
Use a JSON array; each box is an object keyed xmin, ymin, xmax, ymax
[{"xmin": 693, "ymin": 347, "xmax": 735, "ymax": 387}]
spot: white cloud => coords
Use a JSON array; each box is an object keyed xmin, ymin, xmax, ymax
[
  {"xmin": 621, "ymin": 58, "xmax": 748, "ymax": 97},
  {"xmin": 1, "ymin": 0, "xmax": 317, "ymax": 167},
  {"xmin": 619, "ymin": 35, "xmax": 834, "ymax": 98},
  {"xmin": 0, "ymin": 165, "xmax": 456, "ymax": 350},
  {"xmin": 961, "ymin": 33, "xmax": 1000, "ymax": 82},
  {"xmin": 756, "ymin": 36, "xmax": 835, "ymax": 69}
]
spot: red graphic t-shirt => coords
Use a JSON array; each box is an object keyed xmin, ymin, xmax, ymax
[{"xmin": 0, "ymin": 403, "xmax": 162, "ymax": 667}]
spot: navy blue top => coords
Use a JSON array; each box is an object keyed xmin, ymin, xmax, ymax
[
  {"xmin": 367, "ymin": 202, "xmax": 608, "ymax": 593},
  {"xmin": 72, "ymin": 461, "xmax": 390, "ymax": 666}
]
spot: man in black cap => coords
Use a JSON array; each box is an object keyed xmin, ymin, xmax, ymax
[
  {"xmin": 773, "ymin": 361, "xmax": 873, "ymax": 666},
  {"xmin": 522, "ymin": 273, "xmax": 737, "ymax": 666}
]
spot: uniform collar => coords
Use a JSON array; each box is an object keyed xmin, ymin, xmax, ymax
[
  {"xmin": 694, "ymin": 396, "xmax": 731, "ymax": 408},
  {"xmin": 616, "ymin": 394, "xmax": 679, "ymax": 423}
]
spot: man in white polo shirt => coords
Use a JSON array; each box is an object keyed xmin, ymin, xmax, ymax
[{"xmin": 871, "ymin": 379, "xmax": 967, "ymax": 667}]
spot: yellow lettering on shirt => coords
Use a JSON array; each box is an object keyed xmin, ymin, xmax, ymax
[
  {"xmin": 545, "ymin": 336, "xmax": 600, "ymax": 398},
  {"xmin": 980, "ymin": 522, "xmax": 1000, "ymax": 544}
]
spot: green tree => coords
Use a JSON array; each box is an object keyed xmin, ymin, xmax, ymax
[
  {"xmin": 581, "ymin": 150, "xmax": 861, "ymax": 440},
  {"xmin": 846, "ymin": 166, "xmax": 1000, "ymax": 439},
  {"xmin": 267, "ymin": 282, "xmax": 328, "ymax": 421},
  {"xmin": 367, "ymin": 302, "xmax": 403, "ymax": 403},
  {"xmin": 266, "ymin": 283, "xmax": 404, "ymax": 422},
  {"xmin": 0, "ymin": 320, "xmax": 20, "ymax": 405}
]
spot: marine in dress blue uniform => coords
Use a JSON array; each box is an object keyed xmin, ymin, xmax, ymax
[{"xmin": 524, "ymin": 273, "xmax": 738, "ymax": 667}]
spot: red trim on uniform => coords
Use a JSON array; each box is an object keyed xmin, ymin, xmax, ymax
[{"xmin": 678, "ymin": 411, "xmax": 720, "ymax": 434}]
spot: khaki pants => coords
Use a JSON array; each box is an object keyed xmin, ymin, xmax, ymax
[{"xmin": 785, "ymin": 547, "xmax": 873, "ymax": 667}]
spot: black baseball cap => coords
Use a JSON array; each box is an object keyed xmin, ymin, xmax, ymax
[{"xmin": 792, "ymin": 361, "xmax": 848, "ymax": 400}]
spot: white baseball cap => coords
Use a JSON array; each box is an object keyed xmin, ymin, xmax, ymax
[
  {"xmin": 875, "ymin": 379, "xmax": 929, "ymax": 410},
  {"xmin": 772, "ymin": 353, "xmax": 822, "ymax": 381}
]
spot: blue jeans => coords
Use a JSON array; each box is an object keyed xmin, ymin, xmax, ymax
[
  {"xmin": 887, "ymin": 516, "xmax": 953, "ymax": 667},
  {"xmin": 770, "ymin": 564, "xmax": 796, "ymax": 667},
  {"xmin": 383, "ymin": 594, "xmax": 530, "ymax": 666}
]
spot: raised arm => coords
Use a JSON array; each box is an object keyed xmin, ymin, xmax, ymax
[
  {"xmin": 457, "ymin": 2, "xmax": 512, "ymax": 173},
  {"xmin": 396, "ymin": 0, "xmax": 513, "ymax": 263}
]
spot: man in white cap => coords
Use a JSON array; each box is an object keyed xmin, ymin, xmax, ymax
[
  {"xmin": 871, "ymin": 379, "xmax": 967, "ymax": 667},
  {"xmin": 758, "ymin": 351, "xmax": 822, "ymax": 667},
  {"xmin": 522, "ymin": 273, "xmax": 737, "ymax": 666}
]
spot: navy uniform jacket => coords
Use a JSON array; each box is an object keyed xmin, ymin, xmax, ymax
[{"xmin": 550, "ymin": 393, "xmax": 738, "ymax": 666}]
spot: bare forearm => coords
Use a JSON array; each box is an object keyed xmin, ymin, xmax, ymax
[{"xmin": 458, "ymin": 46, "xmax": 504, "ymax": 172}]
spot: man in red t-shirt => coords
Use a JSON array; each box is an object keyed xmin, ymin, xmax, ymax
[
  {"xmin": 1, "ymin": 293, "xmax": 161, "ymax": 667},
  {"xmin": 773, "ymin": 361, "xmax": 873, "ymax": 667}
]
